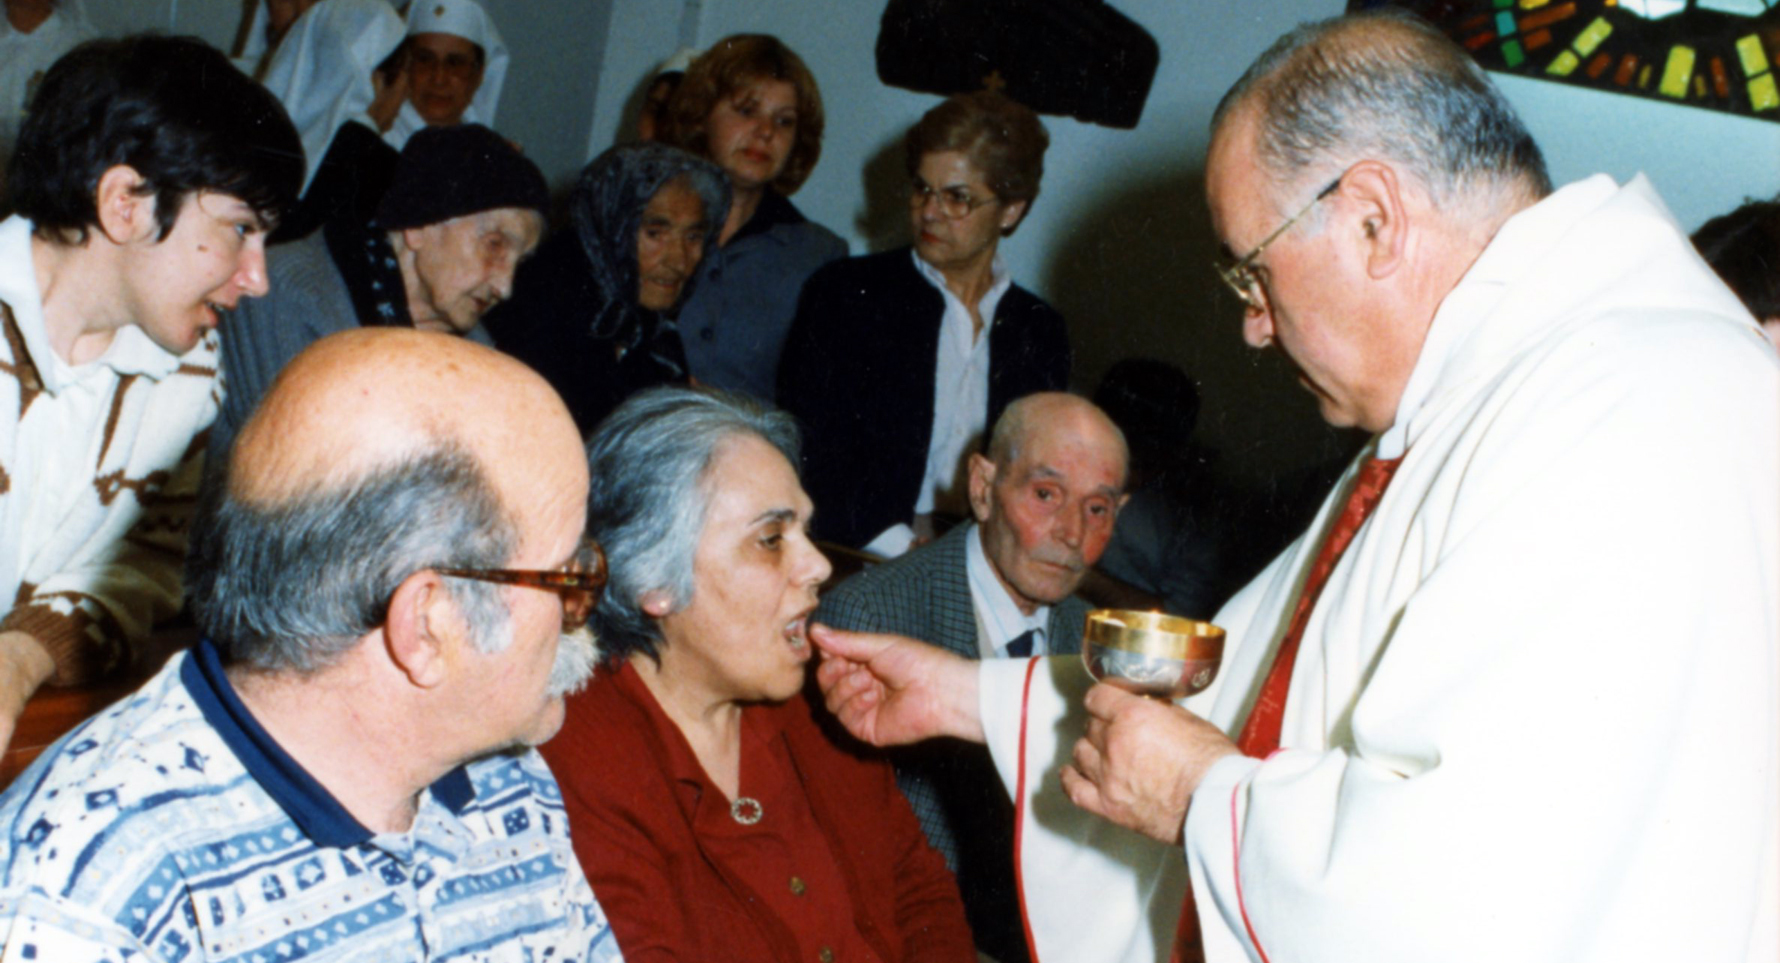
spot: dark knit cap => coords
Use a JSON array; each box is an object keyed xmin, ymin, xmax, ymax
[{"xmin": 375, "ymin": 124, "xmax": 548, "ymax": 229}]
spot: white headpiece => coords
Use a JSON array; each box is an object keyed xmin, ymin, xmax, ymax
[
  {"xmin": 383, "ymin": 0, "xmax": 509, "ymax": 150},
  {"xmin": 261, "ymin": 0, "xmax": 406, "ymax": 193}
]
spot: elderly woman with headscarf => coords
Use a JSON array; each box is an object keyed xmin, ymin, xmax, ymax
[
  {"xmin": 540, "ymin": 386, "xmax": 976, "ymax": 963},
  {"xmin": 259, "ymin": 0, "xmax": 410, "ymax": 242},
  {"xmin": 484, "ymin": 143, "xmax": 730, "ymax": 436}
]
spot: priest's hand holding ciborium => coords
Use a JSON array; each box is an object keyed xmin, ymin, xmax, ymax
[{"xmin": 1064, "ymin": 610, "xmax": 1242, "ymax": 845}]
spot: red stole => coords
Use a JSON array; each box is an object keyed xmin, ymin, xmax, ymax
[{"xmin": 1171, "ymin": 454, "xmax": 1404, "ymax": 963}]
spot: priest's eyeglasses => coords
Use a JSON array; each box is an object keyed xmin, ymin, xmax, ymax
[
  {"xmin": 434, "ymin": 537, "xmax": 607, "ymax": 631},
  {"xmin": 909, "ymin": 177, "xmax": 997, "ymax": 220},
  {"xmin": 1215, "ymin": 176, "xmax": 1343, "ymax": 314}
]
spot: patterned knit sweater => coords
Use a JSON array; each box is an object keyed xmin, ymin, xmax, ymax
[{"xmin": 0, "ymin": 216, "xmax": 217, "ymax": 684}]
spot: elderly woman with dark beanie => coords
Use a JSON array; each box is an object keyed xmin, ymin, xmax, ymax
[
  {"xmin": 539, "ymin": 387, "xmax": 976, "ymax": 963},
  {"xmin": 485, "ymin": 143, "xmax": 729, "ymax": 436}
]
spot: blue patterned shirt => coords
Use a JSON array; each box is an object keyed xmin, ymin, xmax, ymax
[{"xmin": 0, "ymin": 641, "xmax": 624, "ymax": 962}]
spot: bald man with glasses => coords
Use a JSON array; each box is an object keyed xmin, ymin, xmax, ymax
[{"xmin": 0, "ymin": 329, "xmax": 623, "ymax": 962}]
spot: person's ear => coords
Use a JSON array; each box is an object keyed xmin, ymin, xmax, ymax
[
  {"xmin": 999, "ymin": 199, "xmax": 1029, "ymax": 235},
  {"xmin": 94, "ymin": 165, "xmax": 158, "ymax": 246},
  {"xmin": 383, "ymin": 570, "xmax": 460, "ymax": 689},
  {"xmin": 967, "ymin": 453, "xmax": 997, "ymax": 523},
  {"xmin": 400, "ymin": 224, "xmax": 431, "ymax": 253},
  {"xmin": 1336, "ymin": 161, "xmax": 1409, "ymax": 280},
  {"xmin": 639, "ymin": 589, "xmax": 675, "ymax": 618}
]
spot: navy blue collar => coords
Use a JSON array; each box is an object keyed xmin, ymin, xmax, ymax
[
  {"xmin": 732, "ymin": 190, "xmax": 806, "ymax": 244},
  {"xmin": 182, "ymin": 639, "xmax": 475, "ymax": 847}
]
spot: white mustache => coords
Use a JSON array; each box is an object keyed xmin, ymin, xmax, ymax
[
  {"xmin": 546, "ymin": 625, "xmax": 600, "ymax": 698},
  {"xmin": 1030, "ymin": 549, "xmax": 1083, "ymax": 573}
]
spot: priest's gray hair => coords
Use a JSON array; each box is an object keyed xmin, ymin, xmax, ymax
[
  {"xmin": 585, "ymin": 386, "xmax": 801, "ymax": 664},
  {"xmin": 1213, "ymin": 8, "xmax": 1550, "ymax": 217},
  {"xmin": 187, "ymin": 442, "xmax": 516, "ymax": 673}
]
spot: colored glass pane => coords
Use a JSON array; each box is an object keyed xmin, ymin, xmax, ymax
[
  {"xmin": 1503, "ymin": 38, "xmax": 1527, "ymax": 66},
  {"xmin": 1573, "ymin": 16, "xmax": 1614, "ymax": 55},
  {"xmin": 1736, "ymin": 34, "xmax": 1769, "ymax": 75},
  {"xmin": 1497, "ymin": 10, "xmax": 1518, "ymax": 34},
  {"xmin": 1548, "ymin": 49, "xmax": 1583, "ymax": 74},
  {"xmin": 1752, "ymin": 72, "xmax": 1780, "ymax": 109},
  {"xmin": 1658, "ymin": 45, "xmax": 1696, "ymax": 97}
]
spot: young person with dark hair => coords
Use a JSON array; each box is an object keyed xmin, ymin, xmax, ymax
[{"xmin": 0, "ymin": 34, "xmax": 301, "ymax": 752}]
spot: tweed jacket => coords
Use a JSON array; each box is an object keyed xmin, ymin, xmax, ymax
[
  {"xmin": 779, "ymin": 248, "xmax": 1070, "ymax": 548},
  {"xmin": 816, "ymin": 522, "xmax": 1091, "ymax": 963}
]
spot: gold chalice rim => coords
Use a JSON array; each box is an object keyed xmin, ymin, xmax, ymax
[{"xmin": 1083, "ymin": 608, "xmax": 1225, "ymax": 661}]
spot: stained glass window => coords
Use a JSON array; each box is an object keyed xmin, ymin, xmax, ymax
[{"xmin": 1350, "ymin": 0, "xmax": 1780, "ymax": 122}]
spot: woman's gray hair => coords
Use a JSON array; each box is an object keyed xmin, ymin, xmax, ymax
[
  {"xmin": 186, "ymin": 442, "xmax": 517, "ymax": 673},
  {"xmin": 1213, "ymin": 8, "xmax": 1550, "ymax": 215},
  {"xmin": 584, "ymin": 386, "xmax": 800, "ymax": 664}
]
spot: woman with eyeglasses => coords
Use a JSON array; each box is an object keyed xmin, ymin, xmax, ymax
[
  {"xmin": 779, "ymin": 91, "xmax": 1070, "ymax": 555},
  {"xmin": 539, "ymin": 387, "xmax": 974, "ymax": 963},
  {"xmin": 656, "ymin": 35, "xmax": 848, "ymax": 403}
]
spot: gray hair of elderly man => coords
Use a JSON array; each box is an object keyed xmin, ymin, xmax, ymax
[
  {"xmin": 1214, "ymin": 8, "xmax": 1551, "ymax": 217},
  {"xmin": 186, "ymin": 440, "xmax": 517, "ymax": 674},
  {"xmin": 583, "ymin": 386, "xmax": 801, "ymax": 665}
]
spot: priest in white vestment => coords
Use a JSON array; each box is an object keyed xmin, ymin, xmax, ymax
[{"xmin": 812, "ymin": 11, "xmax": 1779, "ymax": 963}]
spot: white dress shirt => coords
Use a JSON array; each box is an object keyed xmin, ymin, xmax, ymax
[{"xmin": 965, "ymin": 521, "xmax": 1049, "ymax": 659}]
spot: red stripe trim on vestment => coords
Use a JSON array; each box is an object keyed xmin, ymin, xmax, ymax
[
  {"xmin": 1230, "ymin": 754, "xmax": 1279, "ymax": 963},
  {"xmin": 1014, "ymin": 656, "xmax": 1043, "ymax": 963}
]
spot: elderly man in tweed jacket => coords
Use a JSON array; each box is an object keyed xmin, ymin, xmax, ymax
[{"xmin": 816, "ymin": 391, "xmax": 1128, "ymax": 963}]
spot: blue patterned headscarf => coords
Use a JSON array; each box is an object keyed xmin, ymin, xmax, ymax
[{"xmin": 570, "ymin": 143, "xmax": 731, "ymax": 340}]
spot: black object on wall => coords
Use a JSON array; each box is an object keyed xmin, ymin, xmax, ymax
[{"xmin": 876, "ymin": 0, "xmax": 1160, "ymax": 129}]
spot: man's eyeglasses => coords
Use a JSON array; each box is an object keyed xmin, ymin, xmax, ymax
[
  {"xmin": 1214, "ymin": 175, "xmax": 1342, "ymax": 314},
  {"xmin": 909, "ymin": 177, "xmax": 997, "ymax": 220},
  {"xmin": 435, "ymin": 538, "xmax": 607, "ymax": 631}
]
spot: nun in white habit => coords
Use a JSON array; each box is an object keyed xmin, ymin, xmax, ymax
[
  {"xmin": 262, "ymin": 0, "xmax": 408, "ymax": 241},
  {"xmin": 383, "ymin": 0, "xmax": 509, "ymax": 151}
]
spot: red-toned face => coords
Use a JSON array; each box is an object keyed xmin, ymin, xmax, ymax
[
  {"xmin": 131, "ymin": 192, "xmax": 270, "ymax": 355},
  {"xmin": 1206, "ymin": 109, "xmax": 1401, "ymax": 432},
  {"xmin": 654, "ymin": 436, "xmax": 833, "ymax": 705},
  {"xmin": 634, "ymin": 177, "xmax": 708, "ymax": 311},
  {"xmin": 702, "ymin": 77, "xmax": 797, "ymax": 193},
  {"xmin": 969, "ymin": 403, "xmax": 1127, "ymax": 615},
  {"xmin": 403, "ymin": 207, "xmax": 543, "ymax": 334},
  {"xmin": 408, "ymin": 32, "xmax": 483, "ymax": 126}
]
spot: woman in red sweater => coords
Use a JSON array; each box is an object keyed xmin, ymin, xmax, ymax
[{"xmin": 541, "ymin": 386, "xmax": 976, "ymax": 963}]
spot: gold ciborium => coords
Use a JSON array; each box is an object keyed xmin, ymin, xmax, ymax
[{"xmin": 1081, "ymin": 609, "xmax": 1225, "ymax": 700}]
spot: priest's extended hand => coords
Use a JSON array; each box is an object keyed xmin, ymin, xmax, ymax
[
  {"xmin": 810, "ymin": 622, "xmax": 985, "ymax": 747},
  {"xmin": 1061, "ymin": 683, "xmax": 1241, "ymax": 844}
]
